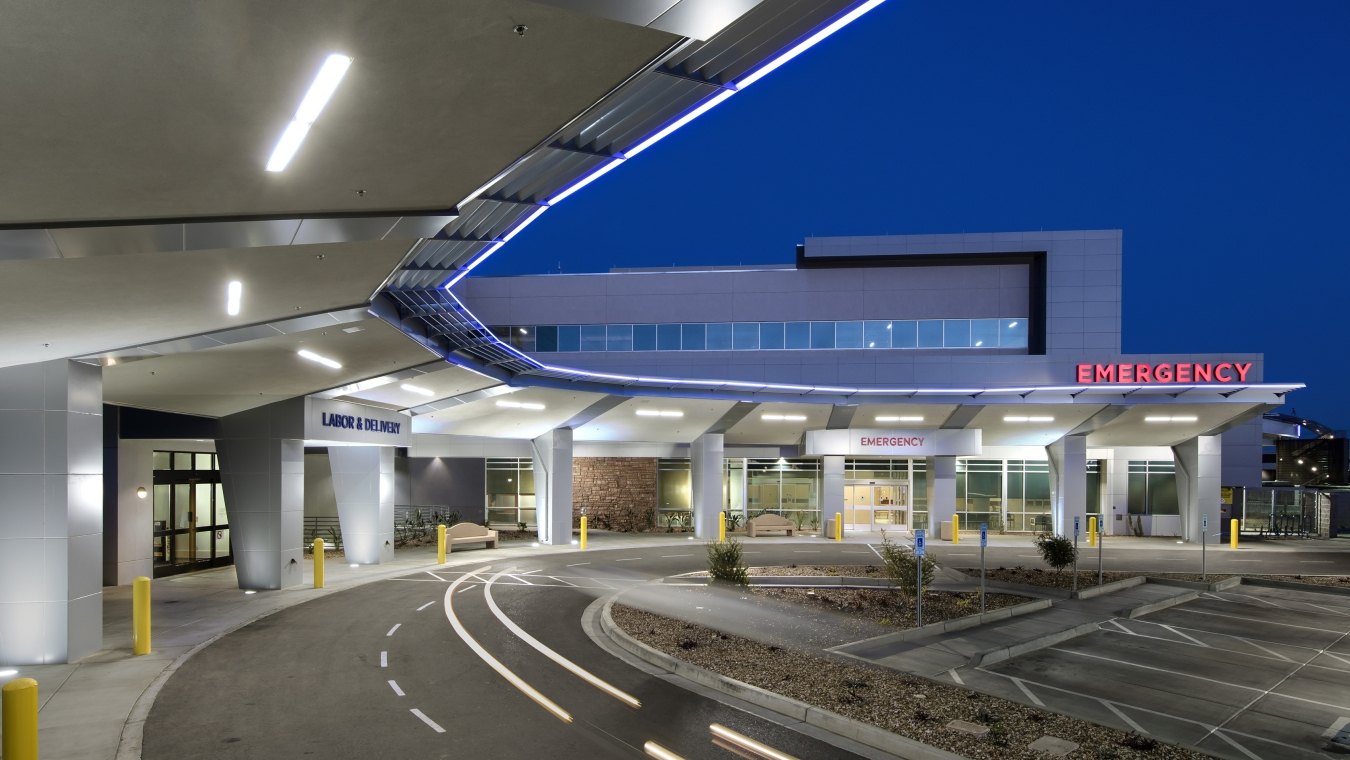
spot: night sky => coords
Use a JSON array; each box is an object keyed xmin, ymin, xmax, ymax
[{"xmin": 482, "ymin": 1, "xmax": 1350, "ymax": 429}]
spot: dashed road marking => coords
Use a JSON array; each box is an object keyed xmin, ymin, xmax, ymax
[
  {"xmin": 615, "ymin": 557, "xmax": 643, "ymax": 562},
  {"xmin": 457, "ymin": 584, "xmax": 478, "ymax": 594},
  {"xmin": 410, "ymin": 708, "xmax": 445, "ymax": 733},
  {"xmin": 386, "ymin": 623, "xmax": 401, "ymax": 637},
  {"xmin": 566, "ymin": 562, "xmax": 590, "ymax": 567},
  {"xmin": 416, "ymin": 601, "xmax": 436, "ymax": 612},
  {"xmin": 661, "ymin": 554, "xmax": 694, "ymax": 558},
  {"xmin": 380, "ymin": 651, "xmax": 387, "ymax": 668},
  {"xmin": 388, "ymin": 679, "xmax": 404, "ymax": 696}
]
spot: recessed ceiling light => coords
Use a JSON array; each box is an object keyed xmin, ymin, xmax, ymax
[
  {"xmin": 876, "ymin": 415, "xmax": 924, "ymax": 423},
  {"xmin": 1008, "ymin": 321, "xmax": 1019, "ymax": 328},
  {"xmin": 1004, "ymin": 415, "xmax": 1054, "ymax": 423},
  {"xmin": 266, "ymin": 53, "xmax": 352, "ymax": 172},
  {"xmin": 1144, "ymin": 415, "xmax": 1199, "ymax": 423},
  {"xmin": 342, "ymin": 326, "xmax": 364, "ymax": 334},
  {"xmin": 497, "ymin": 400, "xmax": 545, "ymax": 410},
  {"xmin": 636, "ymin": 409, "xmax": 683, "ymax": 418},
  {"xmin": 762, "ymin": 414, "xmax": 807, "ymax": 422},
  {"xmin": 401, "ymin": 384, "xmax": 434, "ymax": 397},
  {"xmin": 226, "ymin": 281, "xmax": 242, "ymax": 316},
  {"xmin": 297, "ymin": 349, "xmax": 342, "ymax": 369}
]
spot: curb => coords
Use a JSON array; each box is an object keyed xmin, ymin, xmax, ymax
[
  {"xmin": 1239, "ymin": 577, "xmax": 1350, "ymax": 596},
  {"xmin": 832, "ymin": 597, "xmax": 1053, "ymax": 653},
  {"xmin": 1070, "ymin": 575, "xmax": 1145, "ymax": 599},
  {"xmin": 1124, "ymin": 589, "xmax": 1199, "ymax": 619},
  {"xmin": 969, "ymin": 620, "xmax": 1102, "ymax": 668},
  {"xmin": 599, "ymin": 598, "xmax": 966, "ymax": 760}
]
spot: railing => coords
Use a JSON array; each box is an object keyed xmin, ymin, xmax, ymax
[{"xmin": 304, "ymin": 517, "xmax": 342, "ymax": 547}]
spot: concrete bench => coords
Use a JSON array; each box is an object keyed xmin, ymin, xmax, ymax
[
  {"xmin": 445, "ymin": 522, "xmax": 498, "ymax": 552},
  {"xmin": 746, "ymin": 514, "xmax": 796, "ymax": 537}
]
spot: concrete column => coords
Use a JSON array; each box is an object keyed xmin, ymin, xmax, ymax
[
  {"xmin": 927, "ymin": 456, "xmax": 956, "ymax": 536},
  {"xmin": 112, "ymin": 439, "xmax": 154, "ymax": 585},
  {"xmin": 1047, "ymin": 435, "xmax": 1088, "ymax": 537},
  {"xmin": 0, "ymin": 360, "xmax": 103, "ymax": 664},
  {"xmin": 1172, "ymin": 435, "xmax": 1222, "ymax": 543},
  {"xmin": 531, "ymin": 428, "xmax": 573, "ymax": 545},
  {"xmin": 691, "ymin": 433, "xmax": 724, "ymax": 540},
  {"xmin": 327, "ymin": 446, "xmax": 394, "ymax": 564},
  {"xmin": 822, "ymin": 455, "xmax": 844, "ymax": 533},
  {"xmin": 217, "ymin": 437, "xmax": 304, "ymax": 590}
]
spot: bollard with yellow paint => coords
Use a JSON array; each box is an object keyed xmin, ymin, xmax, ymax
[
  {"xmin": 437, "ymin": 524, "xmax": 447, "ymax": 564},
  {"xmin": 313, "ymin": 537, "xmax": 325, "ymax": 589},
  {"xmin": 834, "ymin": 512, "xmax": 843, "ymax": 541},
  {"xmin": 952, "ymin": 513, "xmax": 960, "ymax": 544},
  {"xmin": 719, "ymin": 511, "xmax": 726, "ymax": 543},
  {"xmin": 133, "ymin": 575, "xmax": 151, "ymax": 656},
  {"xmin": 3, "ymin": 677, "xmax": 39, "ymax": 760},
  {"xmin": 580, "ymin": 516, "xmax": 588, "ymax": 550},
  {"xmin": 1088, "ymin": 516, "xmax": 1098, "ymax": 548},
  {"xmin": 1231, "ymin": 518, "xmax": 1239, "ymax": 550}
]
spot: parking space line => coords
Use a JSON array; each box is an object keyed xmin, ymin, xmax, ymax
[
  {"xmin": 548, "ymin": 576, "xmax": 579, "ymax": 587},
  {"xmin": 380, "ymin": 651, "xmax": 387, "ymax": 668},
  {"xmin": 1161, "ymin": 625, "xmax": 1208, "ymax": 647},
  {"xmin": 386, "ymin": 623, "xmax": 401, "ymax": 637},
  {"xmin": 410, "ymin": 708, "xmax": 446, "ymax": 733},
  {"xmin": 1240, "ymin": 638, "xmax": 1294, "ymax": 663},
  {"xmin": 1296, "ymin": 601, "xmax": 1350, "ymax": 618},
  {"xmin": 1211, "ymin": 729, "xmax": 1263, "ymax": 760},
  {"xmin": 1097, "ymin": 623, "xmax": 1298, "ymax": 666},
  {"xmin": 457, "ymin": 583, "xmax": 479, "ymax": 593},
  {"xmin": 1173, "ymin": 607, "xmax": 1345, "ymax": 633},
  {"xmin": 424, "ymin": 570, "xmax": 446, "ymax": 581},
  {"xmin": 388, "ymin": 679, "xmax": 405, "ymax": 696},
  {"xmin": 1100, "ymin": 700, "xmax": 1148, "ymax": 734},
  {"xmin": 1011, "ymin": 677, "xmax": 1043, "ymax": 706},
  {"xmin": 947, "ymin": 668, "xmax": 964, "ymax": 685},
  {"xmin": 1101, "ymin": 619, "xmax": 1135, "ymax": 635},
  {"xmin": 416, "ymin": 600, "xmax": 437, "ymax": 612},
  {"xmin": 1047, "ymin": 647, "xmax": 1263, "ymax": 693},
  {"xmin": 1216, "ymin": 592, "xmax": 1286, "ymax": 608}
]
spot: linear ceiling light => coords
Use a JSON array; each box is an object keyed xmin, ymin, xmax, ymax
[
  {"xmin": 297, "ymin": 349, "xmax": 342, "ymax": 369},
  {"xmin": 762, "ymin": 414, "xmax": 807, "ymax": 422},
  {"xmin": 1144, "ymin": 415, "xmax": 1199, "ymax": 423},
  {"xmin": 226, "ymin": 281, "xmax": 242, "ymax": 316},
  {"xmin": 636, "ymin": 409, "xmax": 683, "ymax": 418},
  {"xmin": 876, "ymin": 415, "xmax": 924, "ymax": 422},
  {"xmin": 266, "ymin": 53, "xmax": 352, "ymax": 172},
  {"xmin": 1003, "ymin": 415, "xmax": 1055, "ymax": 423},
  {"xmin": 401, "ymin": 384, "xmax": 435, "ymax": 397},
  {"xmin": 497, "ymin": 400, "xmax": 545, "ymax": 411}
]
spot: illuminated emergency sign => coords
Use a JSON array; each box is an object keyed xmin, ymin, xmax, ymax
[{"xmin": 1075, "ymin": 362, "xmax": 1252, "ymax": 384}]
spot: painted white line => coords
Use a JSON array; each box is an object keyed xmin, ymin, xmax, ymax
[
  {"xmin": 410, "ymin": 708, "xmax": 445, "ymax": 733},
  {"xmin": 947, "ymin": 553, "xmax": 976, "ymax": 557},
  {"xmin": 566, "ymin": 562, "xmax": 591, "ymax": 567},
  {"xmin": 457, "ymin": 583, "xmax": 479, "ymax": 594},
  {"xmin": 1016, "ymin": 554, "xmax": 1040, "ymax": 558},
  {"xmin": 660, "ymin": 554, "xmax": 694, "ymax": 558},
  {"xmin": 548, "ymin": 576, "xmax": 579, "ymax": 587},
  {"xmin": 386, "ymin": 623, "xmax": 401, "ymax": 637},
  {"xmin": 1320, "ymin": 651, "xmax": 1350, "ymax": 667},
  {"xmin": 1300, "ymin": 561, "xmax": 1335, "ymax": 564},
  {"xmin": 444, "ymin": 565, "xmax": 572, "ymax": 723},
  {"xmin": 1217, "ymin": 592, "xmax": 1286, "ymax": 608},
  {"xmin": 1011, "ymin": 677, "xmax": 1044, "ymax": 706},
  {"xmin": 709, "ymin": 723, "xmax": 798, "ymax": 760},
  {"xmin": 793, "ymin": 551, "xmax": 822, "ymax": 554},
  {"xmin": 843, "ymin": 551, "xmax": 872, "ymax": 555},
  {"xmin": 388, "ymin": 679, "xmax": 404, "ymax": 696},
  {"xmin": 1047, "ymin": 648, "xmax": 1263, "ymax": 693},
  {"xmin": 416, "ymin": 601, "xmax": 436, "ymax": 612},
  {"xmin": 1211, "ymin": 730, "xmax": 1263, "ymax": 760},
  {"xmin": 484, "ymin": 569, "xmax": 641, "ymax": 709},
  {"xmin": 380, "ymin": 651, "xmax": 388, "ymax": 668},
  {"xmin": 1241, "ymin": 638, "xmax": 1294, "ymax": 663},
  {"xmin": 643, "ymin": 740, "xmax": 684, "ymax": 760},
  {"xmin": 615, "ymin": 557, "xmax": 643, "ymax": 562},
  {"xmin": 1296, "ymin": 601, "xmax": 1350, "ymax": 617},
  {"xmin": 1102, "ymin": 619, "xmax": 1135, "ymax": 635},
  {"xmin": 504, "ymin": 574, "xmax": 534, "ymax": 585},
  {"xmin": 868, "ymin": 544, "xmax": 885, "ymax": 562},
  {"xmin": 425, "ymin": 570, "xmax": 445, "ymax": 581},
  {"xmin": 1161, "ymin": 625, "xmax": 1208, "ymax": 647},
  {"xmin": 947, "ymin": 668, "xmax": 965, "ymax": 685},
  {"xmin": 1101, "ymin": 700, "xmax": 1148, "ymax": 734},
  {"xmin": 1230, "ymin": 559, "xmax": 1261, "ymax": 562},
  {"xmin": 1174, "ymin": 607, "xmax": 1345, "ymax": 633},
  {"xmin": 742, "ymin": 551, "xmax": 762, "ymax": 555}
]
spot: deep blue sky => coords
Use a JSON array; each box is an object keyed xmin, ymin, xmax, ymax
[{"xmin": 482, "ymin": 0, "xmax": 1350, "ymax": 428}]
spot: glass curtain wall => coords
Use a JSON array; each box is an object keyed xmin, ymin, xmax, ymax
[
  {"xmin": 657, "ymin": 459, "xmax": 691, "ymax": 529},
  {"xmin": 1127, "ymin": 461, "xmax": 1178, "ymax": 515},
  {"xmin": 955, "ymin": 458, "xmax": 1102, "ymax": 533},
  {"xmin": 747, "ymin": 459, "xmax": 821, "ymax": 531},
  {"xmin": 151, "ymin": 450, "xmax": 230, "ymax": 577},
  {"xmin": 486, "ymin": 458, "xmax": 536, "ymax": 528}
]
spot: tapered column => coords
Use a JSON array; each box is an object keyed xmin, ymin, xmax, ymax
[
  {"xmin": 217, "ymin": 437, "xmax": 304, "ymax": 590},
  {"xmin": 691, "ymin": 434, "xmax": 724, "ymax": 540},
  {"xmin": 1047, "ymin": 435, "xmax": 1088, "ymax": 537},
  {"xmin": 0, "ymin": 360, "xmax": 103, "ymax": 664},
  {"xmin": 822, "ymin": 455, "xmax": 844, "ymax": 532},
  {"xmin": 531, "ymin": 428, "xmax": 573, "ymax": 545},
  {"xmin": 926, "ymin": 456, "xmax": 956, "ymax": 534},
  {"xmin": 1173, "ymin": 435, "xmax": 1221, "ymax": 543},
  {"xmin": 328, "ymin": 446, "xmax": 394, "ymax": 564}
]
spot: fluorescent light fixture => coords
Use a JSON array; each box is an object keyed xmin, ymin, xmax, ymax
[
  {"xmin": 266, "ymin": 53, "xmax": 352, "ymax": 172},
  {"xmin": 736, "ymin": 0, "xmax": 887, "ymax": 89},
  {"xmin": 1003, "ymin": 415, "xmax": 1055, "ymax": 423},
  {"xmin": 876, "ymin": 415, "xmax": 924, "ymax": 423},
  {"xmin": 636, "ymin": 409, "xmax": 683, "ymax": 418},
  {"xmin": 762, "ymin": 414, "xmax": 807, "ymax": 422},
  {"xmin": 297, "ymin": 349, "xmax": 342, "ymax": 369},
  {"xmin": 244, "ymin": 590, "xmax": 257, "ymax": 595},
  {"xmin": 226, "ymin": 280, "xmax": 242, "ymax": 316},
  {"xmin": 1144, "ymin": 415, "xmax": 1199, "ymax": 423},
  {"xmin": 496, "ymin": 400, "xmax": 545, "ymax": 410},
  {"xmin": 401, "ymin": 384, "xmax": 435, "ymax": 397}
]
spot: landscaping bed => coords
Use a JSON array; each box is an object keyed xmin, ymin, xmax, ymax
[{"xmin": 957, "ymin": 566, "xmax": 1350, "ymax": 590}]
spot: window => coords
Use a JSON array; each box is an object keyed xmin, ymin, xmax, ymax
[
  {"xmin": 863, "ymin": 321, "xmax": 891, "ymax": 349},
  {"xmin": 486, "ymin": 458, "xmax": 536, "ymax": 527},
  {"xmin": 785, "ymin": 322, "xmax": 810, "ymax": 349},
  {"xmin": 536, "ymin": 325, "xmax": 558, "ymax": 352},
  {"xmin": 580, "ymin": 325, "xmax": 606, "ymax": 352},
  {"xmin": 706, "ymin": 323, "xmax": 733, "ymax": 350},
  {"xmin": 836, "ymin": 321, "xmax": 863, "ymax": 348},
  {"xmin": 891, "ymin": 320, "xmax": 917, "ymax": 348},
  {"xmin": 943, "ymin": 319, "xmax": 971, "ymax": 348},
  {"xmin": 917, "ymin": 320, "xmax": 944, "ymax": 348},
  {"xmin": 657, "ymin": 323, "xmax": 681, "ymax": 350},
  {"xmin": 810, "ymin": 322, "xmax": 835, "ymax": 349},
  {"xmin": 633, "ymin": 324, "xmax": 657, "ymax": 351},
  {"xmin": 1128, "ymin": 460, "xmax": 1178, "ymax": 515},
  {"xmin": 971, "ymin": 319, "xmax": 999, "ymax": 348},
  {"xmin": 760, "ymin": 322, "xmax": 785, "ymax": 349},
  {"xmin": 557, "ymin": 325, "xmax": 580, "ymax": 352},
  {"xmin": 1002, "ymin": 319, "xmax": 1028, "ymax": 348},
  {"xmin": 606, "ymin": 324, "xmax": 633, "ymax": 352},
  {"xmin": 681, "ymin": 323, "xmax": 706, "ymax": 350},
  {"xmin": 733, "ymin": 322, "xmax": 760, "ymax": 350}
]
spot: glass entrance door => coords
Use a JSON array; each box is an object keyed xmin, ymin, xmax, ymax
[
  {"xmin": 153, "ymin": 465, "xmax": 231, "ymax": 577},
  {"xmin": 843, "ymin": 483, "xmax": 910, "ymax": 531}
]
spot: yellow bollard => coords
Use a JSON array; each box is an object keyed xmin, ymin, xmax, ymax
[
  {"xmin": 133, "ymin": 575, "xmax": 151, "ymax": 656},
  {"xmin": 835, "ymin": 511, "xmax": 843, "ymax": 542},
  {"xmin": 952, "ymin": 513, "xmax": 960, "ymax": 544},
  {"xmin": 1088, "ymin": 516, "xmax": 1098, "ymax": 548},
  {"xmin": 719, "ymin": 512, "xmax": 726, "ymax": 543},
  {"xmin": 1231, "ymin": 518, "xmax": 1239, "ymax": 550},
  {"xmin": 437, "ymin": 524, "xmax": 447, "ymax": 564},
  {"xmin": 313, "ymin": 537, "xmax": 325, "ymax": 589},
  {"xmin": 580, "ymin": 516, "xmax": 588, "ymax": 550},
  {"xmin": 3, "ymin": 677, "xmax": 39, "ymax": 760}
]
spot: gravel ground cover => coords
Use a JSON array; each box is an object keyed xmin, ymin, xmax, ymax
[
  {"xmin": 753, "ymin": 586, "xmax": 1029, "ymax": 629},
  {"xmin": 955, "ymin": 566, "xmax": 1349, "ymax": 590},
  {"xmin": 612, "ymin": 604, "xmax": 1205, "ymax": 759}
]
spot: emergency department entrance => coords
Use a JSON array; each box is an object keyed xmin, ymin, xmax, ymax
[{"xmin": 843, "ymin": 482, "xmax": 909, "ymax": 531}]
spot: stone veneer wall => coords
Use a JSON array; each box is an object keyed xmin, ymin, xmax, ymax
[{"xmin": 572, "ymin": 457, "xmax": 658, "ymax": 531}]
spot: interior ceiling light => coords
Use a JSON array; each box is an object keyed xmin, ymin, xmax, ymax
[
  {"xmin": 226, "ymin": 281, "xmax": 242, "ymax": 316},
  {"xmin": 636, "ymin": 409, "xmax": 683, "ymax": 418},
  {"xmin": 266, "ymin": 53, "xmax": 352, "ymax": 172},
  {"xmin": 401, "ymin": 384, "xmax": 435, "ymax": 397},
  {"xmin": 762, "ymin": 414, "xmax": 807, "ymax": 421},
  {"xmin": 1144, "ymin": 415, "xmax": 1200, "ymax": 423},
  {"xmin": 496, "ymin": 400, "xmax": 545, "ymax": 410},
  {"xmin": 297, "ymin": 349, "xmax": 342, "ymax": 369},
  {"xmin": 1003, "ymin": 415, "xmax": 1055, "ymax": 423},
  {"xmin": 876, "ymin": 415, "xmax": 924, "ymax": 422}
]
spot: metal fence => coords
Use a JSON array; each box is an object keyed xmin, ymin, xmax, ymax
[{"xmin": 1240, "ymin": 487, "xmax": 1324, "ymax": 538}]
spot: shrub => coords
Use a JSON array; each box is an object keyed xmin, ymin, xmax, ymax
[
  {"xmin": 706, "ymin": 538, "xmax": 749, "ymax": 585},
  {"xmin": 877, "ymin": 530, "xmax": 937, "ymax": 599},
  {"xmin": 723, "ymin": 510, "xmax": 743, "ymax": 532},
  {"xmin": 1035, "ymin": 532, "xmax": 1078, "ymax": 573}
]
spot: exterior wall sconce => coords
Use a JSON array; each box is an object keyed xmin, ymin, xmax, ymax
[{"xmin": 136, "ymin": 487, "xmax": 147, "ymax": 499}]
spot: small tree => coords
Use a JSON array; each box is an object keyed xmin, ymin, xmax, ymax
[
  {"xmin": 706, "ymin": 538, "xmax": 749, "ymax": 585},
  {"xmin": 877, "ymin": 530, "xmax": 936, "ymax": 599},
  {"xmin": 1034, "ymin": 532, "xmax": 1077, "ymax": 573}
]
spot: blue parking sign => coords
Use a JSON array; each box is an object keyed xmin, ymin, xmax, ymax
[
  {"xmin": 980, "ymin": 523, "xmax": 988, "ymax": 547},
  {"xmin": 915, "ymin": 529, "xmax": 926, "ymax": 556},
  {"xmin": 1074, "ymin": 516, "xmax": 1080, "ymax": 537}
]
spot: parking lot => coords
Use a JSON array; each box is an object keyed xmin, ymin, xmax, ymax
[{"xmin": 964, "ymin": 583, "xmax": 1350, "ymax": 759}]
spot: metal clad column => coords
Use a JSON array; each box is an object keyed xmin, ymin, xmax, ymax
[
  {"xmin": 691, "ymin": 433, "xmax": 724, "ymax": 540},
  {"xmin": 531, "ymin": 428, "xmax": 573, "ymax": 545},
  {"xmin": 822, "ymin": 455, "xmax": 844, "ymax": 533},
  {"xmin": 327, "ymin": 446, "xmax": 395, "ymax": 564},
  {"xmin": 1173, "ymin": 435, "xmax": 1221, "ymax": 543},
  {"xmin": 927, "ymin": 456, "xmax": 957, "ymax": 535},
  {"xmin": 0, "ymin": 360, "xmax": 103, "ymax": 664},
  {"xmin": 1047, "ymin": 435, "xmax": 1088, "ymax": 536},
  {"xmin": 217, "ymin": 437, "xmax": 304, "ymax": 590}
]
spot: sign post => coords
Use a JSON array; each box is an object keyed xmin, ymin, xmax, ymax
[
  {"xmin": 914, "ymin": 529, "xmax": 926, "ymax": 628},
  {"xmin": 1201, "ymin": 513, "xmax": 1208, "ymax": 581},
  {"xmin": 1097, "ymin": 513, "xmax": 1104, "ymax": 587},
  {"xmin": 1072, "ymin": 516, "xmax": 1080, "ymax": 593},
  {"xmin": 979, "ymin": 523, "xmax": 987, "ymax": 615}
]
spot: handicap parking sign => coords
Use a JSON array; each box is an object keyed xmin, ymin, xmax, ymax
[
  {"xmin": 980, "ymin": 523, "xmax": 987, "ymax": 547},
  {"xmin": 915, "ymin": 529, "xmax": 925, "ymax": 556}
]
